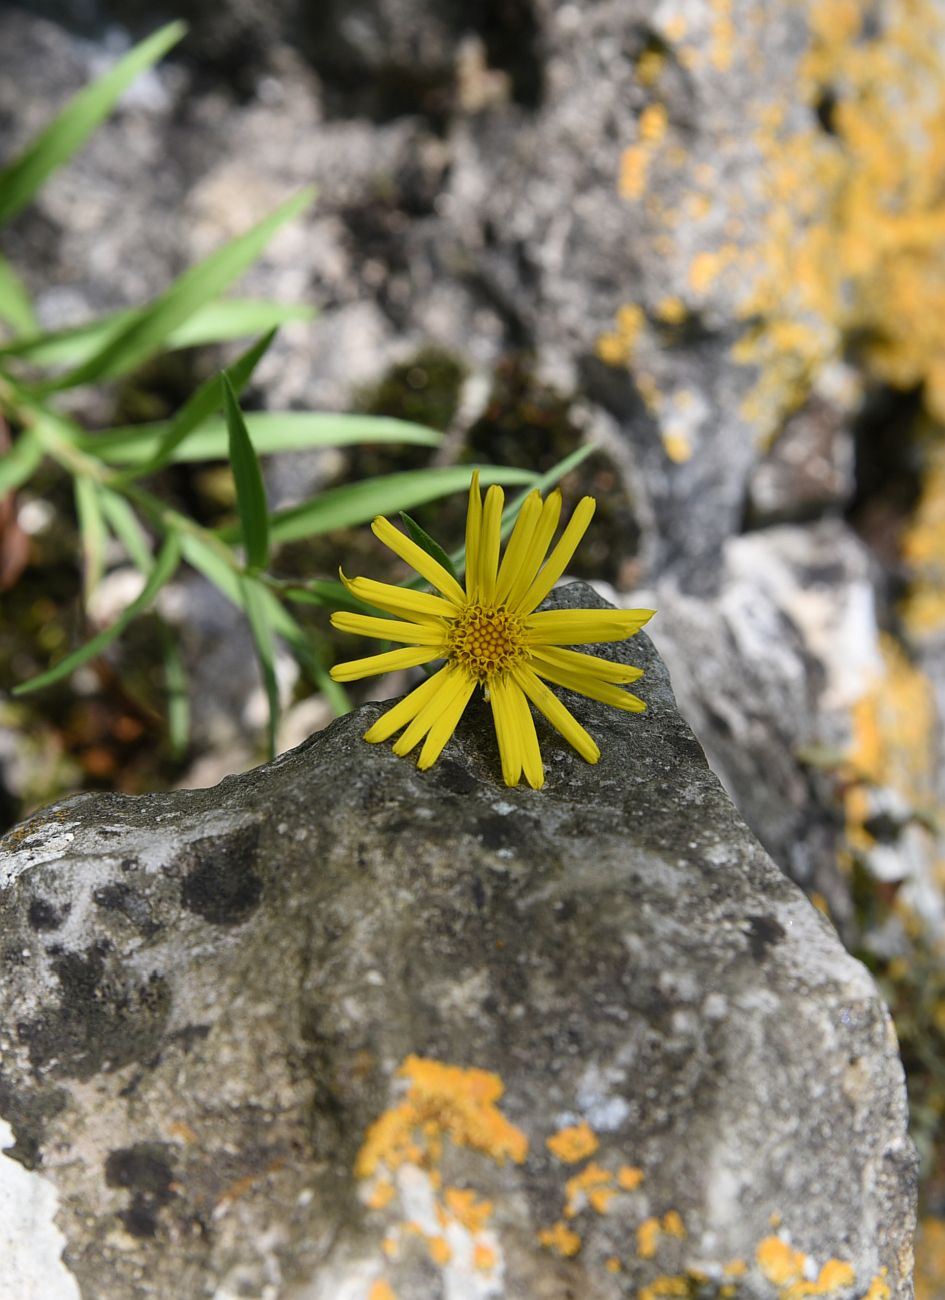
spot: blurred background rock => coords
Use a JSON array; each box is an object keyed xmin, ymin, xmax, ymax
[{"xmin": 2, "ymin": 0, "xmax": 945, "ymax": 1284}]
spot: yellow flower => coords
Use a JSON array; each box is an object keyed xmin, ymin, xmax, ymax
[{"xmin": 329, "ymin": 473, "xmax": 654, "ymax": 789}]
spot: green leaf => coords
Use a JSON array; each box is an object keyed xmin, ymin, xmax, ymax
[
  {"xmin": 111, "ymin": 328, "xmax": 278, "ymax": 482},
  {"xmin": 0, "ymin": 298, "xmax": 308, "ymax": 369},
  {"xmin": 49, "ymin": 187, "xmax": 315, "ymax": 390},
  {"xmin": 74, "ymin": 476, "xmax": 108, "ymax": 601},
  {"xmin": 0, "ymin": 254, "xmax": 37, "ymax": 335},
  {"xmin": 180, "ymin": 532, "xmax": 349, "ymax": 715},
  {"xmin": 240, "ymin": 575, "xmax": 280, "ymax": 759},
  {"xmin": 0, "ymin": 428, "xmax": 43, "ymax": 495},
  {"xmin": 223, "ymin": 374, "xmax": 269, "ymax": 570},
  {"xmin": 159, "ymin": 618, "xmax": 189, "ymax": 759},
  {"xmin": 14, "ymin": 532, "xmax": 181, "ymax": 695},
  {"xmin": 80, "ymin": 410, "xmax": 442, "ymax": 466},
  {"xmin": 399, "ymin": 512, "xmax": 459, "ymax": 583},
  {"xmin": 225, "ymin": 465, "xmax": 536, "ymax": 547},
  {"xmin": 0, "ymin": 22, "xmax": 186, "ymax": 227},
  {"xmin": 99, "ymin": 488, "xmax": 154, "ymax": 573},
  {"xmin": 277, "ymin": 578, "xmax": 373, "ymax": 614},
  {"xmin": 499, "ymin": 443, "xmax": 596, "ymax": 541}
]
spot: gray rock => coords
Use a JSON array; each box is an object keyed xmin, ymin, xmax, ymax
[{"xmin": 0, "ymin": 586, "xmax": 916, "ymax": 1298}]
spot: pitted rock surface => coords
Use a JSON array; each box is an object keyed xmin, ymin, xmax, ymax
[{"xmin": 0, "ymin": 587, "xmax": 916, "ymax": 1298}]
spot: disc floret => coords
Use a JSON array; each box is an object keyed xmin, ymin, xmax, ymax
[{"xmin": 446, "ymin": 603, "xmax": 528, "ymax": 681}]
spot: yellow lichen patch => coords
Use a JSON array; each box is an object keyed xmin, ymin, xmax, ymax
[
  {"xmin": 844, "ymin": 632, "xmax": 937, "ymax": 848},
  {"xmin": 864, "ymin": 1274, "xmax": 891, "ymax": 1300},
  {"xmin": 619, "ymin": 145, "xmax": 650, "ymax": 201},
  {"xmin": 617, "ymin": 1164, "xmax": 644, "ymax": 1191},
  {"xmin": 366, "ymin": 1179, "xmax": 396, "ymax": 1210},
  {"xmin": 538, "ymin": 1220, "xmax": 582, "ymax": 1257},
  {"xmin": 546, "ymin": 1119, "xmax": 599, "ymax": 1164},
  {"xmin": 662, "ymin": 1209, "xmax": 686, "ymax": 1239},
  {"xmin": 563, "ymin": 1162, "xmax": 616, "ymax": 1216},
  {"xmin": 596, "ymin": 302, "xmax": 646, "ymax": 367},
  {"xmin": 782, "ymin": 1257, "xmax": 857, "ymax": 1298},
  {"xmin": 916, "ymin": 1218, "xmax": 945, "ymax": 1300},
  {"xmin": 473, "ymin": 1242, "xmax": 496, "ymax": 1272},
  {"xmin": 724, "ymin": 1258, "xmax": 748, "ymax": 1277},
  {"xmin": 640, "ymin": 104, "xmax": 668, "ymax": 146},
  {"xmin": 606, "ymin": 1256, "xmax": 622, "ymax": 1273},
  {"xmin": 663, "ymin": 431, "xmax": 693, "ymax": 464},
  {"xmin": 902, "ymin": 438, "xmax": 945, "ymax": 636},
  {"xmin": 639, "ymin": 1276, "xmax": 691, "ymax": 1300},
  {"xmin": 443, "ymin": 1187, "xmax": 493, "ymax": 1234},
  {"xmin": 655, "ymin": 296, "xmax": 688, "ymax": 324},
  {"xmin": 688, "ymin": 247, "xmax": 736, "ymax": 296},
  {"xmin": 368, "ymin": 1282, "xmax": 397, "ymax": 1300},
  {"xmin": 427, "ymin": 1235, "xmax": 451, "ymax": 1265},
  {"xmin": 356, "ymin": 1055, "xmax": 528, "ymax": 1180},
  {"xmin": 756, "ymin": 1235, "xmax": 808, "ymax": 1286},
  {"xmin": 638, "ymin": 1215, "xmax": 662, "ymax": 1259},
  {"xmin": 637, "ymin": 49, "xmax": 665, "ymax": 87}
]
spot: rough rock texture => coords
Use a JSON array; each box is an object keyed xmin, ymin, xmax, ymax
[{"xmin": 0, "ymin": 588, "xmax": 916, "ymax": 1298}]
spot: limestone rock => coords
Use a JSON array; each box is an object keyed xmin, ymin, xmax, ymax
[{"xmin": 0, "ymin": 587, "xmax": 916, "ymax": 1298}]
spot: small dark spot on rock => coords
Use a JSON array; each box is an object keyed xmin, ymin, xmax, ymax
[
  {"xmin": 167, "ymin": 1024, "xmax": 211, "ymax": 1054},
  {"xmin": 28, "ymin": 897, "xmax": 68, "ymax": 932},
  {"xmin": 472, "ymin": 876, "xmax": 486, "ymax": 910},
  {"xmin": 180, "ymin": 827, "xmax": 262, "ymax": 926},
  {"xmin": 93, "ymin": 882, "xmax": 159, "ymax": 936},
  {"xmin": 105, "ymin": 1143, "xmax": 176, "ymax": 1239},
  {"xmin": 120, "ymin": 857, "xmax": 137, "ymax": 871},
  {"xmin": 434, "ymin": 759, "xmax": 478, "ymax": 796},
  {"xmin": 475, "ymin": 814, "xmax": 521, "ymax": 852},
  {"xmin": 745, "ymin": 914, "xmax": 787, "ymax": 961}
]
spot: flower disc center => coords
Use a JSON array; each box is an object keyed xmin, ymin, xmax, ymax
[{"xmin": 447, "ymin": 603, "xmax": 527, "ymax": 681}]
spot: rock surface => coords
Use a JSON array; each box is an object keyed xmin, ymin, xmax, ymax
[{"xmin": 0, "ymin": 587, "xmax": 916, "ymax": 1298}]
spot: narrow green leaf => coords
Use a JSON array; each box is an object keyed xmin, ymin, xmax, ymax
[
  {"xmin": 74, "ymin": 476, "xmax": 108, "ymax": 601},
  {"xmin": 180, "ymin": 533, "xmax": 349, "ymax": 715},
  {"xmin": 111, "ymin": 328, "xmax": 278, "ymax": 482},
  {"xmin": 224, "ymin": 465, "xmax": 536, "ymax": 547},
  {"xmin": 0, "ymin": 298, "xmax": 308, "ymax": 369},
  {"xmin": 99, "ymin": 488, "xmax": 154, "ymax": 573},
  {"xmin": 223, "ymin": 374, "xmax": 269, "ymax": 570},
  {"xmin": 14, "ymin": 532, "xmax": 180, "ymax": 694},
  {"xmin": 399, "ymin": 512, "xmax": 459, "ymax": 583},
  {"xmin": 0, "ymin": 428, "xmax": 43, "ymax": 495},
  {"xmin": 50, "ymin": 187, "xmax": 315, "ymax": 390},
  {"xmin": 500, "ymin": 443, "xmax": 597, "ymax": 540},
  {"xmin": 80, "ymin": 410, "xmax": 442, "ymax": 466},
  {"xmin": 0, "ymin": 254, "xmax": 37, "ymax": 335},
  {"xmin": 278, "ymin": 578, "xmax": 373, "ymax": 614},
  {"xmin": 159, "ymin": 618, "xmax": 189, "ymax": 758},
  {"xmin": 0, "ymin": 22, "xmax": 186, "ymax": 227},
  {"xmin": 241, "ymin": 575, "xmax": 280, "ymax": 759}
]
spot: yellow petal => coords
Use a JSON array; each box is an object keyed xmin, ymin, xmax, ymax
[
  {"xmin": 515, "ymin": 497, "xmax": 596, "ymax": 614},
  {"xmin": 417, "ymin": 675, "xmax": 477, "ymax": 769},
  {"xmin": 503, "ymin": 490, "xmax": 562, "ymax": 611},
  {"xmin": 464, "ymin": 471, "xmax": 483, "ymax": 601},
  {"xmin": 512, "ymin": 665, "xmax": 600, "ymax": 764},
  {"xmin": 340, "ymin": 570, "xmax": 456, "ymax": 622},
  {"xmin": 477, "ymin": 483, "xmax": 504, "ymax": 604},
  {"xmin": 372, "ymin": 516, "xmax": 466, "ymax": 604},
  {"xmin": 532, "ymin": 645, "xmax": 644, "ymax": 683},
  {"xmin": 494, "ymin": 490, "xmax": 543, "ymax": 604},
  {"xmin": 393, "ymin": 666, "xmax": 474, "ymax": 756},
  {"xmin": 489, "ymin": 675, "xmax": 523, "ymax": 786},
  {"xmin": 532, "ymin": 653, "xmax": 647, "ymax": 711},
  {"xmin": 330, "ymin": 645, "xmax": 440, "ymax": 682},
  {"xmin": 524, "ymin": 608, "xmax": 654, "ymax": 645},
  {"xmin": 364, "ymin": 666, "xmax": 451, "ymax": 743},
  {"xmin": 509, "ymin": 681, "xmax": 545, "ymax": 789},
  {"xmin": 331, "ymin": 611, "xmax": 447, "ymax": 645}
]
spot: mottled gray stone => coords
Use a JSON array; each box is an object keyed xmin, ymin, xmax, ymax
[{"xmin": 0, "ymin": 587, "xmax": 916, "ymax": 1298}]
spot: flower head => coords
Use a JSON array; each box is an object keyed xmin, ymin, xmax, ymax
[{"xmin": 329, "ymin": 473, "xmax": 654, "ymax": 788}]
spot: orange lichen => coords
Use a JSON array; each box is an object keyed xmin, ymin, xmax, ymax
[
  {"xmin": 546, "ymin": 1120, "xmax": 599, "ymax": 1163},
  {"xmin": 902, "ymin": 439, "xmax": 945, "ymax": 636},
  {"xmin": 639, "ymin": 1277, "xmax": 691, "ymax": 1300},
  {"xmin": 366, "ymin": 1179, "xmax": 396, "ymax": 1210},
  {"xmin": 655, "ymin": 296, "xmax": 687, "ymax": 324},
  {"xmin": 617, "ymin": 1164, "xmax": 644, "ymax": 1191},
  {"xmin": 864, "ymin": 1275, "xmax": 891, "ymax": 1300},
  {"xmin": 724, "ymin": 1258, "xmax": 748, "ymax": 1277},
  {"xmin": 640, "ymin": 104, "xmax": 668, "ymax": 146},
  {"xmin": 662, "ymin": 1209, "xmax": 686, "ymax": 1239},
  {"xmin": 368, "ymin": 1282, "xmax": 397, "ymax": 1300},
  {"xmin": 638, "ymin": 1215, "xmax": 662, "ymax": 1259},
  {"xmin": 596, "ymin": 302, "xmax": 646, "ymax": 366},
  {"xmin": 756, "ymin": 1235, "xmax": 807, "ymax": 1286},
  {"xmin": 637, "ymin": 49, "xmax": 665, "ymax": 87},
  {"xmin": 356, "ymin": 1056, "xmax": 528, "ymax": 1180},
  {"xmin": 563, "ymin": 1162, "xmax": 616, "ymax": 1216},
  {"xmin": 443, "ymin": 1187, "xmax": 493, "ymax": 1234},
  {"xmin": 538, "ymin": 1220, "xmax": 582, "ymax": 1257},
  {"xmin": 473, "ymin": 1243, "xmax": 496, "ymax": 1272},
  {"xmin": 619, "ymin": 144, "xmax": 651, "ymax": 201},
  {"xmin": 427, "ymin": 1235, "xmax": 452, "ymax": 1265},
  {"xmin": 606, "ymin": 1256, "xmax": 622, "ymax": 1273},
  {"xmin": 782, "ymin": 1257, "xmax": 857, "ymax": 1298}
]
